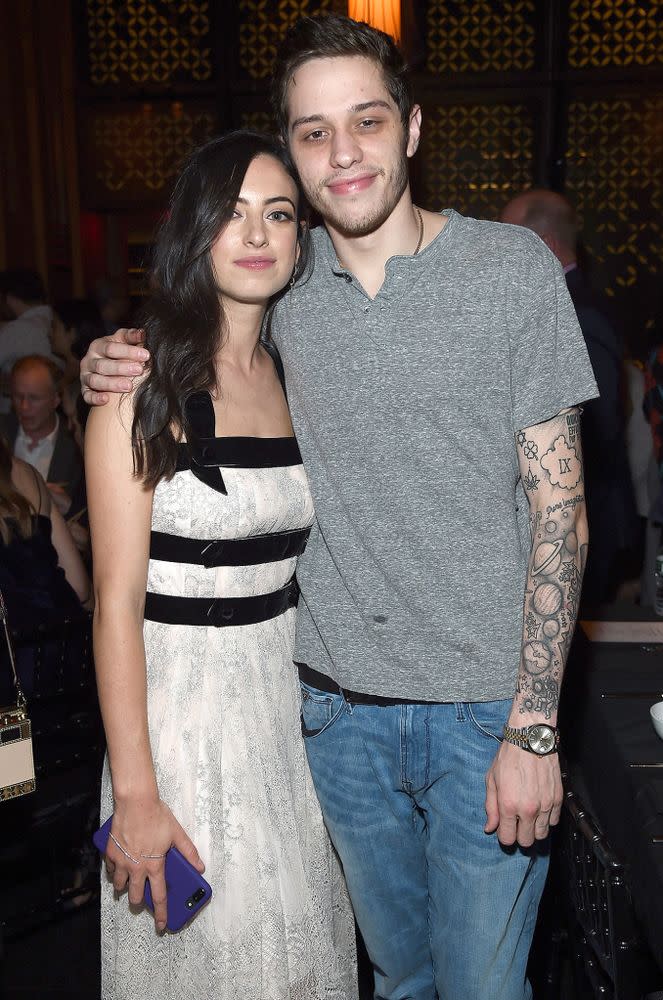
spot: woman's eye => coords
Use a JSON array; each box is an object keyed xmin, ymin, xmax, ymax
[{"xmin": 268, "ymin": 210, "xmax": 294, "ymax": 222}]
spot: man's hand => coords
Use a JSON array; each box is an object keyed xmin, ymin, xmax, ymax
[
  {"xmin": 484, "ymin": 741, "xmax": 562, "ymax": 847},
  {"xmin": 80, "ymin": 328, "xmax": 149, "ymax": 406}
]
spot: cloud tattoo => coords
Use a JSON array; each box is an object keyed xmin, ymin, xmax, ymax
[{"xmin": 540, "ymin": 435, "xmax": 581, "ymax": 490}]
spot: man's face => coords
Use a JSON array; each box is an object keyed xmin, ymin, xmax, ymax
[
  {"xmin": 285, "ymin": 56, "xmax": 420, "ymax": 238},
  {"xmin": 11, "ymin": 365, "xmax": 59, "ymax": 438}
]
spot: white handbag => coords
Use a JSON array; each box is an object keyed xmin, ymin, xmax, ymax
[{"xmin": 0, "ymin": 590, "xmax": 35, "ymax": 802}]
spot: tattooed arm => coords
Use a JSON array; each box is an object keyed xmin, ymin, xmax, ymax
[{"xmin": 484, "ymin": 407, "xmax": 587, "ymax": 848}]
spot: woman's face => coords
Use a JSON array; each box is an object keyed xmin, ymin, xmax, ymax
[{"xmin": 210, "ymin": 154, "xmax": 299, "ymax": 308}]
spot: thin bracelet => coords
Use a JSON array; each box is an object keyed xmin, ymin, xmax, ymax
[
  {"xmin": 109, "ymin": 831, "xmax": 140, "ymax": 865},
  {"xmin": 108, "ymin": 831, "xmax": 167, "ymax": 864}
]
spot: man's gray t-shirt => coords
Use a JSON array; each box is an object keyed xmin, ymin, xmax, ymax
[{"xmin": 272, "ymin": 209, "xmax": 598, "ymax": 702}]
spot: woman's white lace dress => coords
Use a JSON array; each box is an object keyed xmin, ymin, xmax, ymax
[{"xmin": 100, "ymin": 393, "xmax": 357, "ymax": 1000}]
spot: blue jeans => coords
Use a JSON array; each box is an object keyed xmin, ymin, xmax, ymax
[{"xmin": 300, "ymin": 682, "xmax": 549, "ymax": 1000}]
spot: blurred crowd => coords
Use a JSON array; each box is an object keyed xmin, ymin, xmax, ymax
[{"xmin": 0, "ymin": 267, "xmax": 130, "ymax": 628}]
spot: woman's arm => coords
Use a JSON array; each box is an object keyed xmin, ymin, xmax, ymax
[
  {"xmin": 11, "ymin": 459, "xmax": 92, "ymax": 608},
  {"xmin": 85, "ymin": 392, "xmax": 203, "ymax": 931},
  {"xmin": 50, "ymin": 501, "xmax": 93, "ymax": 609}
]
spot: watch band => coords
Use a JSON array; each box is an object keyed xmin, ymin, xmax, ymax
[{"xmin": 502, "ymin": 723, "xmax": 560, "ymax": 756}]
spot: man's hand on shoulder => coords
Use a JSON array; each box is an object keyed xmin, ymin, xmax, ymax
[
  {"xmin": 484, "ymin": 739, "xmax": 562, "ymax": 848},
  {"xmin": 80, "ymin": 328, "xmax": 149, "ymax": 406}
]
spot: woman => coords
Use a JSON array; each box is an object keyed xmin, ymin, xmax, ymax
[
  {"xmin": 0, "ymin": 434, "xmax": 91, "ymax": 631},
  {"xmin": 85, "ymin": 132, "xmax": 357, "ymax": 1000}
]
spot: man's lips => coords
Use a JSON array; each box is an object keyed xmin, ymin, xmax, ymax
[
  {"xmin": 234, "ymin": 257, "xmax": 276, "ymax": 269},
  {"xmin": 326, "ymin": 173, "xmax": 378, "ymax": 196}
]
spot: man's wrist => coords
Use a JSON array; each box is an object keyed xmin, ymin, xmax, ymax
[{"xmin": 503, "ymin": 721, "xmax": 560, "ymax": 756}]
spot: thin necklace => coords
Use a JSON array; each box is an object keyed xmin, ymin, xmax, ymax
[
  {"xmin": 412, "ymin": 206, "xmax": 425, "ymax": 255},
  {"xmin": 337, "ymin": 205, "xmax": 425, "ymax": 271}
]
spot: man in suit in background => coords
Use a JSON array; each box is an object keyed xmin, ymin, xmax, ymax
[
  {"xmin": 0, "ymin": 354, "xmax": 83, "ymax": 515},
  {"xmin": 501, "ymin": 189, "xmax": 637, "ymax": 603}
]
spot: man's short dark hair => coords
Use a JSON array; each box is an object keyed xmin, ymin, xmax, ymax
[
  {"xmin": 271, "ymin": 14, "xmax": 413, "ymax": 140},
  {"xmin": 0, "ymin": 268, "xmax": 46, "ymax": 305}
]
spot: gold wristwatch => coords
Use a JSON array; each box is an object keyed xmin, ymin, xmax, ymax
[{"xmin": 502, "ymin": 723, "xmax": 560, "ymax": 756}]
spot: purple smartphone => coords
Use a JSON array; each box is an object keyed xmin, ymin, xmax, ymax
[{"xmin": 93, "ymin": 815, "xmax": 212, "ymax": 932}]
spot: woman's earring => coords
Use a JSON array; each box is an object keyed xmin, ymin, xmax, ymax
[{"xmin": 289, "ymin": 273, "xmax": 295, "ymax": 291}]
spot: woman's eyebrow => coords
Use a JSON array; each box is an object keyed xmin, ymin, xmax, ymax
[{"xmin": 236, "ymin": 195, "xmax": 296, "ymax": 210}]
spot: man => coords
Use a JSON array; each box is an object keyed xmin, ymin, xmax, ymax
[
  {"xmin": 81, "ymin": 15, "xmax": 597, "ymax": 1000},
  {"xmin": 0, "ymin": 269, "xmax": 62, "ymax": 414},
  {"xmin": 1, "ymin": 355, "xmax": 83, "ymax": 509},
  {"xmin": 501, "ymin": 189, "xmax": 636, "ymax": 603}
]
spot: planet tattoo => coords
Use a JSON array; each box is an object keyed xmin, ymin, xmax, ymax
[
  {"xmin": 523, "ymin": 641, "xmax": 552, "ymax": 676},
  {"xmin": 532, "ymin": 582, "xmax": 563, "ymax": 617},
  {"xmin": 532, "ymin": 539, "xmax": 563, "ymax": 577},
  {"xmin": 543, "ymin": 619, "xmax": 560, "ymax": 639},
  {"xmin": 565, "ymin": 530, "xmax": 578, "ymax": 554}
]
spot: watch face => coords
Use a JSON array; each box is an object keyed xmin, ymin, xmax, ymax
[{"xmin": 528, "ymin": 725, "xmax": 556, "ymax": 755}]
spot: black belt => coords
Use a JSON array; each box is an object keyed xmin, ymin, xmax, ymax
[
  {"xmin": 296, "ymin": 662, "xmax": 438, "ymax": 707},
  {"xmin": 150, "ymin": 527, "xmax": 310, "ymax": 567},
  {"xmin": 145, "ymin": 578, "xmax": 299, "ymax": 628}
]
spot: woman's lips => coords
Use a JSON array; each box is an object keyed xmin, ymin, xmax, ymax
[
  {"xmin": 234, "ymin": 258, "xmax": 276, "ymax": 269},
  {"xmin": 327, "ymin": 174, "xmax": 377, "ymax": 196}
]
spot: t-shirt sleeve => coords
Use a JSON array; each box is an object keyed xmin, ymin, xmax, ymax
[{"xmin": 506, "ymin": 234, "xmax": 598, "ymax": 432}]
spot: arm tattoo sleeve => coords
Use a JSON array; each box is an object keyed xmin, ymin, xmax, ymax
[{"xmin": 515, "ymin": 409, "xmax": 587, "ymax": 721}]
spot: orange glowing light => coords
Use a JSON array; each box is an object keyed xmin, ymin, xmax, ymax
[{"xmin": 348, "ymin": 1, "xmax": 401, "ymax": 43}]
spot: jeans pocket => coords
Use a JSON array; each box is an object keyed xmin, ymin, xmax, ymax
[
  {"xmin": 300, "ymin": 681, "xmax": 345, "ymax": 739},
  {"xmin": 466, "ymin": 699, "xmax": 511, "ymax": 743}
]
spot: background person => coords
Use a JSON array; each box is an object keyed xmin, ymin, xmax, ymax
[
  {"xmin": 0, "ymin": 354, "xmax": 83, "ymax": 518},
  {"xmin": 501, "ymin": 188, "xmax": 638, "ymax": 604}
]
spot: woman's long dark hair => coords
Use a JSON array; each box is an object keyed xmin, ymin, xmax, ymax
[
  {"xmin": 0, "ymin": 436, "xmax": 35, "ymax": 545},
  {"xmin": 131, "ymin": 130, "xmax": 310, "ymax": 487}
]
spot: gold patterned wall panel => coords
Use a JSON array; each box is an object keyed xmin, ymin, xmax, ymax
[
  {"xmin": 239, "ymin": 110, "xmax": 276, "ymax": 134},
  {"xmin": 426, "ymin": 1, "xmax": 537, "ymax": 74},
  {"xmin": 80, "ymin": 103, "xmax": 217, "ymax": 207},
  {"xmin": 84, "ymin": 0, "xmax": 212, "ymax": 85},
  {"xmin": 568, "ymin": 0, "xmax": 663, "ymax": 68},
  {"xmin": 238, "ymin": 0, "xmax": 344, "ymax": 79},
  {"xmin": 565, "ymin": 93, "xmax": 663, "ymax": 337},
  {"xmin": 419, "ymin": 101, "xmax": 535, "ymax": 220}
]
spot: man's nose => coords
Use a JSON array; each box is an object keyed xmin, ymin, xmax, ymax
[{"xmin": 329, "ymin": 129, "xmax": 363, "ymax": 169}]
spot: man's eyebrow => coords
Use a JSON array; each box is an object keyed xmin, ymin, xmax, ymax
[
  {"xmin": 290, "ymin": 100, "xmax": 393, "ymax": 132},
  {"xmin": 236, "ymin": 196, "xmax": 296, "ymax": 210}
]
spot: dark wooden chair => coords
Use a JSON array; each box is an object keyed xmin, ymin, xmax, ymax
[{"xmin": 557, "ymin": 774, "xmax": 662, "ymax": 1000}]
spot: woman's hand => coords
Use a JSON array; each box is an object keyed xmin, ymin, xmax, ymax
[
  {"xmin": 80, "ymin": 328, "xmax": 149, "ymax": 406},
  {"xmin": 105, "ymin": 798, "xmax": 205, "ymax": 933}
]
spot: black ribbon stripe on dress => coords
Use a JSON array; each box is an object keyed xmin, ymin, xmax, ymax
[
  {"xmin": 150, "ymin": 527, "xmax": 310, "ymax": 567},
  {"xmin": 176, "ymin": 392, "xmax": 304, "ymax": 494},
  {"xmin": 144, "ymin": 577, "xmax": 300, "ymax": 628}
]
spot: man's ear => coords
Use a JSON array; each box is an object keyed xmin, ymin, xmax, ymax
[{"xmin": 407, "ymin": 105, "xmax": 422, "ymax": 158}]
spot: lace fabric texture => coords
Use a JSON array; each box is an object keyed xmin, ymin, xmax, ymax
[{"xmin": 100, "ymin": 456, "xmax": 358, "ymax": 1000}]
